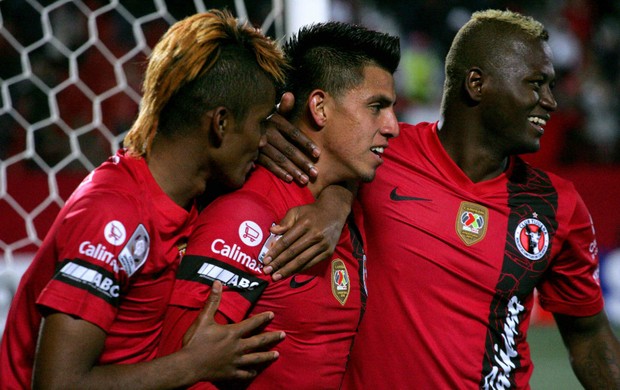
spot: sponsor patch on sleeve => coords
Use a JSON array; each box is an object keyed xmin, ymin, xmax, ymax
[
  {"xmin": 176, "ymin": 255, "xmax": 268, "ymax": 303},
  {"xmin": 53, "ymin": 259, "xmax": 121, "ymax": 306},
  {"xmin": 118, "ymin": 224, "xmax": 150, "ymax": 277}
]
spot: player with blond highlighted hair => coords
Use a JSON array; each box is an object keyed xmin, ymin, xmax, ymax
[
  {"xmin": 0, "ymin": 9, "xmax": 288, "ymax": 389},
  {"xmin": 257, "ymin": 9, "xmax": 620, "ymax": 389}
]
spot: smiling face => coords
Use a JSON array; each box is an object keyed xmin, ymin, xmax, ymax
[
  {"xmin": 320, "ymin": 65, "xmax": 399, "ymax": 184},
  {"xmin": 479, "ymin": 37, "xmax": 557, "ymax": 156}
]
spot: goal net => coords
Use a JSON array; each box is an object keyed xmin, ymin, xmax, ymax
[{"xmin": 0, "ymin": 0, "xmax": 329, "ymax": 334}]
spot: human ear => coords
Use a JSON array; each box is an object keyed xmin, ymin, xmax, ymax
[
  {"xmin": 465, "ymin": 68, "xmax": 483, "ymax": 102},
  {"xmin": 209, "ymin": 106, "xmax": 230, "ymax": 146},
  {"xmin": 308, "ymin": 90, "xmax": 327, "ymax": 128}
]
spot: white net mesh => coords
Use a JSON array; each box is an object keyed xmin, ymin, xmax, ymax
[{"xmin": 0, "ymin": 0, "xmax": 286, "ymax": 334}]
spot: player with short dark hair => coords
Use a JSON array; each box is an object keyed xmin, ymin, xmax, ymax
[
  {"xmin": 0, "ymin": 9, "xmax": 288, "ymax": 389},
  {"xmin": 260, "ymin": 9, "xmax": 620, "ymax": 389},
  {"xmin": 158, "ymin": 21, "xmax": 400, "ymax": 389}
]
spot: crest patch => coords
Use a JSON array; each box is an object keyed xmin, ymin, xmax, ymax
[
  {"xmin": 514, "ymin": 217, "xmax": 549, "ymax": 261},
  {"xmin": 455, "ymin": 202, "xmax": 488, "ymax": 246},
  {"xmin": 331, "ymin": 259, "xmax": 350, "ymax": 305}
]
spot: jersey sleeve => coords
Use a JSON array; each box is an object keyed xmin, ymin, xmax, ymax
[
  {"xmin": 168, "ymin": 190, "xmax": 277, "ymax": 323},
  {"xmin": 36, "ymin": 191, "xmax": 151, "ymax": 331},
  {"xmin": 537, "ymin": 193, "xmax": 604, "ymax": 316}
]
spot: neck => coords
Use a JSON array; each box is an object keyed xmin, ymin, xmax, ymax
[
  {"xmin": 437, "ymin": 117, "xmax": 509, "ymax": 183},
  {"xmin": 147, "ymin": 139, "xmax": 208, "ymax": 209}
]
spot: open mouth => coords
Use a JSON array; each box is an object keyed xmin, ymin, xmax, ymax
[
  {"xmin": 528, "ymin": 116, "xmax": 546, "ymax": 126},
  {"xmin": 370, "ymin": 146, "xmax": 385, "ymax": 155},
  {"xmin": 528, "ymin": 116, "xmax": 547, "ymax": 132}
]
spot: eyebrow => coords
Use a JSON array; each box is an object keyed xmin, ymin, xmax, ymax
[{"xmin": 367, "ymin": 94, "xmax": 396, "ymax": 106}]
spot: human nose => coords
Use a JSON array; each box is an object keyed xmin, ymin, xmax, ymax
[
  {"xmin": 381, "ymin": 109, "xmax": 400, "ymax": 138},
  {"xmin": 540, "ymin": 86, "xmax": 557, "ymax": 112}
]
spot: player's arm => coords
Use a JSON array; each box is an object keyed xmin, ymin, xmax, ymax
[
  {"xmin": 263, "ymin": 182, "xmax": 355, "ymax": 280},
  {"xmin": 33, "ymin": 281, "xmax": 283, "ymax": 390},
  {"xmin": 554, "ymin": 311, "xmax": 620, "ymax": 389},
  {"xmin": 258, "ymin": 92, "xmax": 356, "ymax": 280},
  {"xmin": 259, "ymin": 92, "xmax": 320, "ymax": 185}
]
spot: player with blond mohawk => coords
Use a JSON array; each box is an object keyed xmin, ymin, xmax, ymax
[{"xmin": 0, "ymin": 9, "xmax": 287, "ymax": 390}]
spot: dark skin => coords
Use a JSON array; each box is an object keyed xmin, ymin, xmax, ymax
[
  {"xmin": 32, "ymin": 102, "xmax": 285, "ymax": 389},
  {"xmin": 260, "ymin": 36, "xmax": 620, "ymax": 389},
  {"xmin": 555, "ymin": 311, "xmax": 620, "ymax": 388},
  {"xmin": 33, "ymin": 282, "xmax": 284, "ymax": 389},
  {"xmin": 261, "ymin": 92, "xmax": 351, "ymax": 280}
]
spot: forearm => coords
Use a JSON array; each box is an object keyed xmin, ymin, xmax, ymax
[
  {"xmin": 555, "ymin": 312, "xmax": 620, "ymax": 389},
  {"xmin": 34, "ymin": 313, "xmax": 202, "ymax": 390},
  {"xmin": 92, "ymin": 352, "xmax": 200, "ymax": 390},
  {"xmin": 34, "ymin": 348, "xmax": 200, "ymax": 390},
  {"xmin": 316, "ymin": 181, "xmax": 356, "ymax": 220},
  {"xmin": 568, "ymin": 328, "xmax": 620, "ymax": 389}
]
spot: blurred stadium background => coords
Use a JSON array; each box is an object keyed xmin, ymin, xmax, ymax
[{"xmin": 1, "ymin": 1, "xmax": 619, "ymax": 388}]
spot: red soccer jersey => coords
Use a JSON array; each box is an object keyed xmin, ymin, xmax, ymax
[
  {"xmin": 160, "ymin": 167, "xmax": 366, "ymax": 390},
  {"xmin": 343, "ymin": 122, "xmax": 603, "ymax": 389},
  {"xmin": 0, "ymin": 150, "xmax": 197, "ymax": 389}
]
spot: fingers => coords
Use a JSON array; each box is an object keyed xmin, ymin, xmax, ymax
[
  {"xmin": 263, "ymin": 224, "xmax": 325, "ymax": 279},
  {"xmin": 267, "ymin": 114, "xmax": 320, "ymax": 170},
  {"xmin": 262, "ymin": 219, "xmax": 305, "ymax": 274},
  {"xmin": 269, "ymin": 113, "xmax": 321, "ymax": 161},
  {"xmin": 201, "ymin": 280, "xmax": 223, "ymax": 324},
  {"xmin": 236, "ymin": 350, "xmax": 280, "ymax": 370},
  {"xmin": 233, "ymin": 310, "xmax": 278, "ymax": 337},
  {"xmin": 269, "ymin": 243, "xmax": 330, "ymax": 281},
  {"xmin": 259, "ymin": 142, "xmax": 309, "ymax": 185},
  {"xmin": 240, "ymin": 327, "xmax": 285, "ymax": 353},
  {"xmin": 257, "ymin": 151, "xmax": 294, "ymax": 183},
  {"xmin": 277, "ymin": 92, "xmax": 295, "ymax": 113}
]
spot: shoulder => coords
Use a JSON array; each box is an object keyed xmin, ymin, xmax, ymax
[{"xmin": 512, "ymin": 157, "xmax": 578, "ymax": 196}]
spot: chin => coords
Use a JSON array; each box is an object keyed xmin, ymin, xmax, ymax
[{"xmin": 359, "ymin": 171, "xmax": 376, "ymax": 183}]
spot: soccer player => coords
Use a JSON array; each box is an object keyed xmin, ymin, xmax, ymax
[
  {"xmin": 260, "ymin": 9, "xmax": 620, "ymax": 389},
  {"xmin": 158, "ymin": 21, "xmax": 400, "ymax": 389},
  {"xmin": 0, "ymin": 10, "xmax": 288, "ymax": 389}
]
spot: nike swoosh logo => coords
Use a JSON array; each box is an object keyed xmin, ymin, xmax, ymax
[
  {"xmin": 390, "ymin": 187, "xmax": 431, "ymax": 202},
  {"xmin": 289, "ymin": 275, "xmax": 316, "ymax": 289}
]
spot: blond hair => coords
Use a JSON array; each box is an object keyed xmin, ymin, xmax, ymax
[
  {"xmin": 124, "ymin": 9, "xmax": 286, "ymax": 157},
  {"xmin": 443, "ymin": 9, "xmax": 548, "ymax": 99}
]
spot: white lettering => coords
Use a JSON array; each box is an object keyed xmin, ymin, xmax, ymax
[
  {"xmin": 210, "ymin": 239, "xmax": 263, "ymax": 273},
  {"xmin": 196, "ymin": 262, "xmax": 260, "ymax": 290},
  {"xmin": 79, "ymin": 241, "xmax": 120, "ymax": 273},
  {"xmin": 483, "ymin": 296, "xmax": 525, "ymax": 390},
  {"xmin": 59, "ymin": 262, "xmax": 120, "ymax": 298}
]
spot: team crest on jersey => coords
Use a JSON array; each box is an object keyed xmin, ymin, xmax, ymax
[
  {"xmin": 118, "ymin": 224, "xmax": 150, "ymax": 276},
  {"xmin": 239, "ymin": 220, "xmax": 263, "ymax": 247},
  {"xmin": 331, "ymin": 259, "xmax": 350, "ymax": 305},
  {"xmin": 455, "ymin": 202, "xmax": 488, "ymax": 246},
  {"xmin": 514, "ymin": 216, "xmax": 549, "ymax": 261}
]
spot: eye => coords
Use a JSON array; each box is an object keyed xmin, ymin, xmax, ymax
[
  {"xmin": 369, "ymin": 104, "xmax": 382, "ymax": 114},
  {"xmin": 530, "ymin": 80, "xmax": 543, "ymax": 90}
]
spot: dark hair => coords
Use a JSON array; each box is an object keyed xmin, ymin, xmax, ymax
[
  {"xmin": 158, "ymin": 45, "xmax": 277, "ymax": 137},
  {"xmin": 124, "ymin": 9, "xmax": 286, "ymax": 156},
  {"xmin": 282, "ymin": 21, "xmax": 400, "ymax": 119}
]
